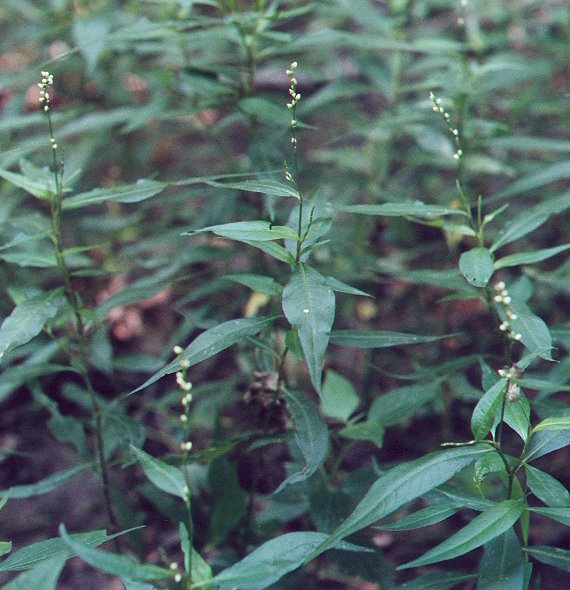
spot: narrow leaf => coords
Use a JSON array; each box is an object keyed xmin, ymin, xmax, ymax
[
  {"xmin": 398, "ymin": 572, "xmax": 476, "ymax": 589},
  {"xmin": 530, "ymin": 507, "xmax": 570, "ymax": 526},
  {"xmin": 241, "ymin": 239, "xmax": 296, "ymax": 264},
  {"xmin": 321, "ymin": 370, "xmax": 360, "ymax": 422},
  {"xmin": 524, "ymin": 546, "xmax": 570, "ymax": 572},
  {"xmin": 523, "ymin": 429, "xmax": 570, "ymax": 463},
  {"xmin": 185, "ymin": 221, "xmax": 298, "ymax": 242},
  {"xmin": 329, "ymin": 330, "xmax": 447, "ymax": 348},
  {"xmin": 532, "ymin": 416, "xmax": 570, "ymax": 433},
  {"xmin": 62, "ymin": 179, "xmax": 167, "ymax": 209},
  {"xmin": 131, "ymin": 316, "xmax": 277, "ymax": 393},
  {"xmin": 369, "ymin": 382, "xmax": 440, "ymax": 427},
  {"xmin": 0, "ymin": 289, "xmax": 64, "ymax": 361},
  {"xmin": 471, "ymin": 380, "xmax": 506, "ymax": 440},
  {"xmin": 0, "ymin": 557, "xmax": 65, "ymax": 590},
  {"xmin": 460, "ymin": 248, "xmax": 495, "ymax": 288},
  {"xmin": 59, "ymin": 525, "xmax": 173, "ymax": 582},
  {"xmin": 524, "ymin": 464, "xmax": 570, "ymax": 507},
  {"xmin": 398, "ymin": 500, "xmax": 523, "ymax": 570},
  {"xmin": 341, "ymin": 203, "xmax": 467, "ymax": 218},
  {"xmin": 276, "ymin": 389, "xmax": 329, "ymax": 492},
  {"xmin": 476, "ymin": 529, "xmax": 525, "ymax": 590},
  {"xmin": 494, "ymin": 244, "xmax": 570, "ymax": 270},
  {"xmin": 324, "ymin": 276, "xmax": 372, "ymax": 297},
  {"xmin": 1, "ymin": 464, "xmax": 89, "ymax": 499},
  {"xmin": 304, "ymin": 445, "xmax": 491, "ymax": 562},
  {"xmin": 376, "ymin": 505, "xmax": 457, "ymax": 531},
  {"xmin": 224, "ymin": 274, "xmax": 282, "ymax": 296},
  {"xmin": 282, "ymin": 265, "xmax": 335, "ymax": 393},
  {"xmin": 129, "ymin": 445, "xmax": 186, "ymax": 499},
  {"xmin": 204, "ymin": 179, "xmax": 300, "ymax": 198}
]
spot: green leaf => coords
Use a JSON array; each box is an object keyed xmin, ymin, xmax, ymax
[
  {"xmin": 208, "ymin": 458, "xmax": 248, "ymax": 547},
  {"xmin": 191, "ymin": 532, "xmax": 369, "ymax": 589},
  {"xmin": 304, "ymin": 445, "xmax": 491, "ymax": 562},
  {"xmin": 398, "ymin": 500, "xmax": 523, "ymax": 570},
  {"xmin": 324, "ymin": 277, "xmax": 372, "ymax": 297},
  {"xmin": 524, "ymin": 546, "xmax": 570, "ymax": 572},
  {"xmin": 494, "ymin": 244, "xmax": 570, "ymax": 270},
  {"xmin": 460, "ymin": 248, "xmax": 495, "ymax": 288},
  {"xmin": 185, "ymin": 221, "xmax": 299, "ymax": 242},
  {"xmin": 329, "ymin": 330, "xmax": 447, "ymax": 348},
  {"xmin": 0, "ymin": 167, "xmax": 53, "ymax": 200},
  {"xmin": 321, "ymin": 369, "xmax": 360, "ymax": 422},
  {"xmin": 530, "ymin": 507, "xmax": 570, "ymax": 526},
  {"xmin": 223, "ymin": 274, "xmax": 282, "ymax": 296},
  {"xmin": 0, "ymin": 557, "xmax": 65, "ymax": 590},
  {"xmin": 121, "ymin": 580, "xmax": 158, "ymax": 590},
  {"xmin": 471, "ymin": 380, "xmax": 506, "ymax": 440},
  {"xmin": 338, "ymin": 419, "xmax": 385, "ymax": 447},
  {"xmin": 282, "ymin": 265, "xmax": 335, "ymax": 393},
  {"xmin": 524, "ymin": 464, "xmax": 570, "ymax": 507},
  {"xmin": 498, "ymin": 300, "xmax": 552, "ymax": 359},
  {"xmin": 340, "ymin": 203, "xmax": 467, "ymax": 218},
  {"xmin": 131, "ymin": 316, "xmax": 277, "ymax": 393},
  {"xmin": 0, "ymin": 289, "xmax": 64, "ymax": 361},
  {"xmin": 62, "ymin": 179, "xmax": 167, "ymax": 209},
  {"xmin": 59, "ymin": 525, "xmax": 173, "ymax": 582},
  {"xmin": 0, "ymin": 542, "xmax": 12, "ymax": 558},
  {"xmin": 503, "ymin": 392, "xmax": 531, "ymax": 442},
  {"xmin": 376, "ymin": 505, "xmax": 457, "ymax": 532},
  {"xmin": 276, "ymin": 389, "xmax": 329, "ymax": 492},
  {"xmin": 494, "ymin": 162, "xmax": 570, "ymax": 200},
  {"xmin": 369, "ymin": 382, "xmax": 440, "ymax": 427},
  {"xmin": 241, "ymin": 239, "xmax": 296, "ymax": 264},
  {"xmin": 129, "ymin": 445, "xmax": 186, "ymax": 499},
  {"xmin": 204, "ymin": 178, "xmax": 300, "ymax": 198},
  {"xmin": 476, "ymin": 529, "xmax": 525, "ymax": 590},
  {"xmin": 523, "ymin": 429, "xmax": 570, "ymax": 463},
  {"xmin": 398, "ymin": 572, "xmax": 476, "ymax": 589},
  {"xmin": 1, "ymin": 464, "xmax": 89, "ymax": 499},
  {"xmin": 0, "ymin": 530, "xmax": 117, "ymax": 572},
  {"xmin": 532, "ymin": 416, "xmax": 570, "ymax": 433}
]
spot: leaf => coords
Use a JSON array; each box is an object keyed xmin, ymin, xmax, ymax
[
  {"xmin": 498, "ymin": 300, "xmax": 552, "ymax": 359},
  {"xmin": 131, "ymin": 316, "xmax": 277, "ymax": 393},
  {"xmin": 524, "ymin": 464, "xmax": 570, "ymax": 507},
  {"xmin": 338, "ymin": 419, "xmax": 385, "ymax": 447},
  {"xmin": 329, "ymin": 330, "xmax": 447, "ymax": 348},
  {"xmin": 303, "ymin": 445, "xmax": 491, "ymax": 562},
  {"xmin": 1, "ymin": 464, "xmax": 89, "ymax": 499},
  {"xmin": 0, "ymin": 542, "xmax": 12, "ymax": 558},
  {"xmin": 241, "ymin": 239, "xmax": 296, "ymax": 264},
  {"xmin": 494, "ymin": 162, "xmax": 570, "ymax": 201},
  {"xmin": 129, "ymin": 445, "xmax": 186, "ymax": 499},
  {"xmin": 494, "ymin": 244, "xmax": 570, "ymax": 270},
  {"xmin": 471, "ymin": 380, "xmax": 506, "ymax": 440},
  {"xmin": 0, "ymin": 289, "xmax": 65, "ymax": 361},
  {"xmin": 62, "ymin": 179, "xmax": 167, "ymax": 209},
  {"xmin": 59, "ymin": 525, "xmax": 173, "ymax": 582},
  {"xmin": 531, "ymin": 416, "xmax": 570, "ymax": 433},
  {"xmin": 282, "ymin": 265, "xmax": 335, "ymax": 393},
  {"xmin": 460, "ymin": 248, "xmax": 495, "ymax": 288},
  {"xmin": 204, "ymin": 179, "xmax": 300, "ymax": 198},
  {"xmin": 223, "ymin": 274, "xmax": 282, "ymax": 296},
  {"xmin": 275, "ymin": 389, "xmax": 329, "ymax": 493},
  {"xmin": 185, "ymin": 221, "xmax": 299, "ymax": 242},
  {"xmin": 476, "ymin": 529, "xmax": 525, "ymax": 590},
  {"xmin": 530, "ymin": 507, "xmax": 570, "ymax": 526},
  {"xmin": 398, "ymin": 500, "xmax": 523, "ymax": 570},
  {"xmin": 0, "ymin": 168, "xmax": 53, "ymax": 200},
  {"xmin": 397, "ymin": 572, "xmax": 476, "ymax": 589},
  {"xmin": 523, "ymin": 429, "xmax": 570, "ymax": 463},
  {"xmin": 524, "ymin": 546, "xmax": 570, "ymax": 572},
  {"xmin": 191, "ymin": 532, "xmax": 369, "ymax": 589},
  {"xmin": 321, "ymin": 369, "xmax": 360, "ymax": 422},
  {"xmin": 376, "ymin": 505, "xmax": 458, "ymax": 531},
  {"xmin": 368, "ymin": 382, "xmax": 440, "ymax": 427},
  {"xmin": 503, "ymin": 392, "xmax": 531, "ymax": 442},
  {"xmin": 0, "ymin": 557, "xmax": 66, "ymax": 590},
  {"xmin": 121, "ymin": 580, "xmax": 158, "ymax": 590},
  {"xmin": 324, "ymin": 277, "xmax": 372, "ymax": 297},
  {"xmin": 0, "ymin": 530, "xmax": 117, "ymax": 572},
  {"xmin": 340, "ymin": 202, "xmax": 467, "ymax": 218}
]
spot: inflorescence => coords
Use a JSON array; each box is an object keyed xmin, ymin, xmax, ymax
[
  {"xmin": 492, "ymin": 281, "xmax": 522, "ymax": 342},
  {"xmin": 173, "ymin": 345, "xmax": 193, "ymax": 459},
  {"xmin": 429, "ymin": 91, "xmax": 463, "ymax": 160}
]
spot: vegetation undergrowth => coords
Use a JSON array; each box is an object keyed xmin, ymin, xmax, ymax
[{"xmin": 0, "ymin": 1, "xmax": 569, "ymax": 589}]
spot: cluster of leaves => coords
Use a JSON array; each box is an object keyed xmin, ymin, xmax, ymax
[{"xmin": 1, "ymin": 1, "xmax": 570, "ymax": 589}]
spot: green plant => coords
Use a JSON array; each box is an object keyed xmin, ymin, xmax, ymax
[{"xmin": 0, "ymin": 2, "xmax": 569, "ymax": 589}]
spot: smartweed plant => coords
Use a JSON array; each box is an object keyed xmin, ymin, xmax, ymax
[{"xmin": 0, "ymin": 2, "xmax": 569, "ymax": 589}]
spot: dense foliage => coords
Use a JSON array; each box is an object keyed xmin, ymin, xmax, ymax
[{"xmin": 1, "ymin": 1, "xmax": 569, "ymax": 588}]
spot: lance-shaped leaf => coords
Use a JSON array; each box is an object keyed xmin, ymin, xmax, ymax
[
  {"xmin": 0, "ymin": 557, "xmax": 66, "ymax": 590},
  {"xmin": 131, "ymin": 316, "xmax": 277, "ymax": 393},
  {"xmin": 523, "ymin": 428, "xmax": 570, "ymax": 463},
  {"xmin": 203, "ymin": 178, "xmax": 300, "ymax": 198},
  {"xmin": 398, "ymin": 500, "xmax": 523, "ymax": 570},
  {"xmin": 531, "ymin": 416, "xmax": 570, "ymax": 433},
  {"xmin": 476, "ymin": 529, "xmax": 525, "ymax": 590},
  {"xmin": 329, "ymin": 330, "xmax": 447, "ymax": 348},
  {"xmin": 524, "ymin": 464, "xmax": 570, "ymax": 507},
  {"xmin": 494, "ymin": 244, "xmax": 570, "ymax": 270},
  {"xmin": 129, "ymin": 445, "xmax": 186, "ymax": 499},
  {"xmin": 59, "ymin": 525, "xmax": 174, "ymax": 582},
  {"xmin": 524, "ymin": 546, "xmax": 570, "ymax": 572},
  {"xmin": 397, "ymin": 572, "xmax": 476, "ymax": 589},
  {"xmin": 191, "ymin": 532, "xmax": 369, "ymax": 589},
  {"xmin": 530, "ymin": 507, "xmax": 570, "ymax": 526},
  {"xmin": 185, "ymin": 221, "xmax": 299, "ymax": 242},
  {"xmin": 1, "ymin": 464, "xmax": 89, "ymax": 499},
  {"xmin": 282, "ymin": 264, "xmax": 335, "ymax": 394},
  {"xmin": 303, "ymin": 445, "xmax": 491, "ymax": 562},
  {"xmin": 275, "ymin": 389, "xmax": 329, "ymax": 492},
  {"xmin": 0, "ymin": 289, "xmax": 65, "ymax": 361},
  {"xmin": 340, "ymin": 202, "xmax": 468, "ymax": 218},
  {"xmin": 471, "ymin": 380, "xmax": 506, "ymax": 440},
  {"xmin": 375, "ymin": 505, "xmax": 458, "ymax": 532},
  {"xmin": 460, "ymin": 247, "xmax": 495, "ymax": 288},
  {"xmin": 62, "ymin": 179, "xmax": 167, "ymax": 209}
]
